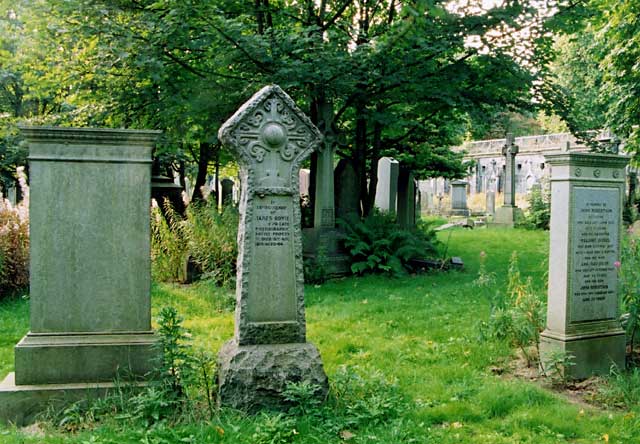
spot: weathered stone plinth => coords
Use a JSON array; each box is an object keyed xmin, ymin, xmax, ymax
[
  {"xmin": 540, "ymin": 152, "xmax": 628, "ymax": 378},
  {"xmin": 14, "ymin": 332, "xmax": 157, "ymax": 385},
  {"xmin": 0, "ymin": 127, "xmax": 160, "ymax": 424},
  {"xmin": 540, "ymin": 331, "xmax": 625, "ymax": 380},
  {"xmin": 493, "ymin": 205, "xmax": 523, "ymax": 227},
  {"xmin": 218, "ymin": 341, "xmax": 328, "ymax": 412},
  {"xmin": 0, "ymin": 373, "xmax": 146, "ymax": 426},
  {"xmin": 303, "ymin": 227, "xmax": 351, "ymax": 276}
]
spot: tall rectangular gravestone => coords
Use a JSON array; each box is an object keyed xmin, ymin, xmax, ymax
[
  {"xmin": 217, "ymin": 85, "xmax": 328, "ymax": 411},
  {"xmin": 1, "ymin": 127, "xmax": 160, "ymax": 425},
  {"xmin": 397, "ymin": 168, "xmax": 417, "ymax": 227},
  {"xmin": 540, "ymin": 152, "xmax": 628, "ymax": 379},
  {"xmin": 450, "ymin": 180, "xmax": 470, "ymax": 216},
  {"xmin": 374, "ymin": 157, "xmax": 399, "ymax": 212}
]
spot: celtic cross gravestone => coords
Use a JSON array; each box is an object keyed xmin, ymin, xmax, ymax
[
  {"xmin": 494, "ymin": 133, "xmax": 523, "ymax": 226},
  {"xmin": 216, "ymin": 85, "xmax": 328, "ymax": 410}
]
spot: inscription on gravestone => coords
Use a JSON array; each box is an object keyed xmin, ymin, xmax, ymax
[
  {"xmin": 571, "ymin": 187, "xmax": 619, "ymax": 322},
  {"xmin": 248, "ymin": 196, "xmax": 296, "ymax": 323}
]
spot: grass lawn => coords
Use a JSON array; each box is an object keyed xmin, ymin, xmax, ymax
[{"xmin": 1, "ymin": 227, "xmax": 639, "ymax": 443}]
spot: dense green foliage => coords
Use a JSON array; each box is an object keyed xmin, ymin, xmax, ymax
[
  {"xmin": 1, "ymin": 0, "xmax": 560, "ymax": 213},
  {"xmin": 620, "ymin": 235, "xmax": 640, "ymax": 362},
  {"xmin": 517, "ymin": 185, "xmax": 551, "ymax": 230},
  {"xmin": 543, "ymin": 0, "xmax": 640, "ymax": 156},
  {"xmin": 338, "ymin": 211, "xmax": 440, "ymax": 276},
  {"xmin": 151, "ymin": 199, "xmax": 238, "ymax": 285},
  {"xmin": 0, "ymin": 169, "xmax": 28, "ymax": 298}
]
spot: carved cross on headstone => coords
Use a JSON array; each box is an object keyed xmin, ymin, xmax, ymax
[
  {"xmin": 217, "ymin": 85, "xmax": 328, "ymax": 411},
  {"xmin": 502, "ymin": 133, "xmax": 519, "ymax": 207}
]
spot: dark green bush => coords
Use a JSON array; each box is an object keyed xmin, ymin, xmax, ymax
[
  {"xmin": 518, "ymin": 185, "xmax": 550, "ymax": 230},
  {"xmin": 338, "ymin": 210, "xmax": 439, "ymax": 276}
]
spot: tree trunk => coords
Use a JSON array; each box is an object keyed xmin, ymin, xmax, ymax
[
  {"xmin": 354, "ymin": 99, "xmax": 367, "ymax": 218},
  {"xmin": 364, "ymin": 118, "xmax": 382, "ymax": 216},
  {"xmin": 190, "ymin": 142, "xmax": 213, "ymax": 204}
]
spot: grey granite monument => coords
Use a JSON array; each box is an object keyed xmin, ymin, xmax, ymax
[
  {"xmin": 0, "ymin": 126, "xmax": 160, "ymax": 425},
  {"xmin": 374, "ymin": 157, "xmax": 399, "ymax": 212},
  {"xmin": 450, "ymin": 180, "xmax": 470, "ymax": 216},
  {"xmin": 540, "ymin": 152, "xmax": 628, "ymax": 379},
  {"xmin": 335, "ymin": 158, "xmax": 360, "ymax": 221},
  {"xmin": 486, "ymin": 190, "xmax": 496, "ymax": 215},
  {"xmin": 221, "ymin": 177, "xmax": 235, "ymax": 207},
  {"xmin": 494, "ymin": 133, "xmax": 523, "ymax": 226},
  {"xmin": 216, "ymin": 85, "xmax": 328, "ymax": 411}
]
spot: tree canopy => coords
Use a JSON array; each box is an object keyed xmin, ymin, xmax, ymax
[
  {"xmin": 2, "ymin": 0, "xmax": 569, "ymax": 210},
  {"xmin": 542, "ymin": 0, "xmax": 640, "ymax": 157}
]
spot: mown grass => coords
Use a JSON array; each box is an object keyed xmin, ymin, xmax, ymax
[{"xmin": 1, "ymin": 227, "xmax": 640, "ymax": 443}]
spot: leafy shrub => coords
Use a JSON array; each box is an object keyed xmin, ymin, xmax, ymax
[
  {"xmin": 327, "ymin": 365, "xmax": 405, "ymax": 431},
  {"xmin": 477, "ymin": 252, "xmax": 546, "ymax": 368},
  {"xmin": 595, "ymin": 366, "xmax": 640, "ymax": 409},
  {"xmin": 185, "ymin": 201, "xmax": 238, "ymax": 286},
  {"xmin": 303, "ymin": 247, "xmax": 328, "ymax": 284},
  {"xmin": 0, "ymin": 167, "xmax": 29, "ymax": 298},
  {"xmin": 151, "ymin": 198, "xmax": 238, "ymax": 286},
  {"xmin": 518, "ymin": 185, "xmax": 550, "ymax": 230},
  {"xmin": 252, "ymin": 413, "xmax": 298, "ymax": 444},
  {"xmin": 619, "ymin": 234, "xmax": 640, "ymax": 361},
  {"xmin": 338, "ymin": 210, "xmax": 439, "ymax": 276},
  {"xmin": 151, "ymin": 201, "xmax": 189, "ymax": 283}
]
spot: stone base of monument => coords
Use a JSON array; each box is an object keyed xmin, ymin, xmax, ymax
[
  {"xmin": 492, "ymin": 205, "xmax": 523, "ymax": 227},
  {"xmin": 302, "ymin": 228, "xmax": 350, "ymax": 276},
  {"xmin": 14, "ymin": 332, "xmax": 158, "ymax": 385},
  {"xmin": 218, "ymin": 340, "xmax": 329, "ymax": 412},
  {"xmin": 449, "ymin": 208, "xmax": 470, "ymax": 216},
  {"xmin": 0, "ymin": 373, "xmax": 149, "ymax": 426},
  {"xmin": 540, "ymin": 329, "xmax": 625, "ymax": 379}
]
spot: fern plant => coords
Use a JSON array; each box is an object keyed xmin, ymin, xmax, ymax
[{"xmin": 338, "ymin": 210, "xmax": 439, "ymax": 276}]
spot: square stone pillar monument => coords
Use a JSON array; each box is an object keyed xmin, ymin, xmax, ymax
[
  {"xmin": 217, "ymin": 85, "xmax": 328, "ymax": 411},
  {"xmin": 1, "ymin": 126, "xmax": 160, "ymax": 424},
  {"xmin": 494, "ymin": 133, "xmax": 523, "ymax": 226},
  {"xmin": 450, "ymin": 180, "xmax": 470, "ymax": 216},
  {"xmin": 540, "ymin": 152, "xmax": 628, "ymax": 379}
]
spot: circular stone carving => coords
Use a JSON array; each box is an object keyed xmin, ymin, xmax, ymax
[
  {"xmin": 575, "ymin": 167, "xmax": 582, "ymax": 177},
  {"xmin": 593, "ymin": 169, "xmax": 601, "ymax": 178},
  {"xmin": 613, "ymin": 170, "xmax": 620, "ymax": 178},
  {"xmin": 262, "ymin": 123, "xmax": 286, "ymax": 147}
]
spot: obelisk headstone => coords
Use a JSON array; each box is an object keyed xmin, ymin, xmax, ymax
[
  {"xmin": 217, "ymin": 85, "xmax": 328, "ymax": 411},
  {"xmin": 540, "ymin": 152, "xmax": 628, "ymax": 379},
  {"xmin": 494, "ymin": 133, "xmax": 523, "ymax": 226}
]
